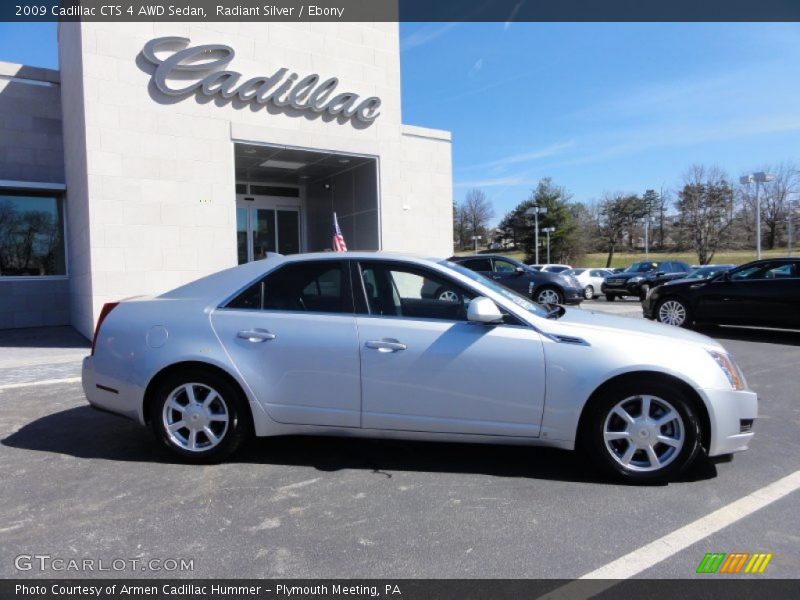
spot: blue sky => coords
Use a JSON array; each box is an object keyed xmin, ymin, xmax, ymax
[{"xmin": 2, "ymin": 22, "xmax": 799, "ymax": 225}]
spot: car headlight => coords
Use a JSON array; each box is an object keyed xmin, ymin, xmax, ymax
[
  {"xmin": 707, "ymin": 349, "xmax": 745, "ymax": 390},
  {"xmin": 629, "ymin": 276, "xmax": 644, "ymax": 283}
]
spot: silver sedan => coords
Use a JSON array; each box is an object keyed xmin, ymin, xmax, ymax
[{"xmin": 83, "ymin": 252, "xmax": 757, "ymax": 483}]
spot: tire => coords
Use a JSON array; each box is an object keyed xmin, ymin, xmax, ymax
[
  {"xmin": 584, "ymin": 285, "xmax": 594, "ymax": 300},
  {"xmin": 605, "ymin": 294, "xmax": 616, "ymax": 302},
  {"xmin": 151, "ymin": 368, "xmax": 251, "ymax": 463},
  {"xmin": 535, "ymin": 286, "xmax": 563, "ymax": 305},
  {"xmin": 581, "ymin": 380, "xmax": 702, "ymax": 483},
  {"xmin": 655, "ymin": 297, "xmax": 692, "ymax": 328},
  {"xmin": 639, "ymin": 284, "xmax": 650, "ymax": 302},
  {"xmin": 434, "ymin": 287, "xmax": 460, "ymax": 303}
]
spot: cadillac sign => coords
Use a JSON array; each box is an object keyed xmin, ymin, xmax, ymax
[{"xmin": 142, "ymin": 37, "xmax": 382, "ymax": 124}]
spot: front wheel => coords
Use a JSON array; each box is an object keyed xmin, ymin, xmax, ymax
[
  {"xmin": 656, "ymin": 297, "xmax": 691, "ymax": 328},
  {"xmin": 535, "ymin": 286, "xmax": 563, "ymax": 305},
  {"xmin": 152, "ymin": 369, "xmax": 251, "ymax": 463},
  {"xmin": 584, "ymin": 285, "xmax": 594, "ymax": 300},
  {"xmin": 605, "ymin": 294, "xmax": 616, "ymax": 302},
  {"xmin": 582, "ymin": 382, "xmax": 702, "ymax": 483}
]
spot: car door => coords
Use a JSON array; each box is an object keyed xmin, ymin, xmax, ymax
[
  {"xmin": 210, "ymin": 260, "xmax": 361, "ymax": 428},
  {"xmin": 742, "ymin": 262, "xmax": 800, "ymax": 327},
  {"xmin": 354, "ymin": 260, "xmax": 546, "ymax": 437},
  {"xmin": 491, "ymin": 257, "xmax": 529, "ymax": 295},
  {"xmin": 694, "ymin": 262, "xmax": 778, "ymax": 325}
]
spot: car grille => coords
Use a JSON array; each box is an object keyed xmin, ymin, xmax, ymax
[{"xmin": 607, "ymin": 278, "xmax": 626, "ymax": 285}]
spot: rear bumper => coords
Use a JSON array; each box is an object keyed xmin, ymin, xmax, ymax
[
  {"xmin": 82, "ymin": 356, "xmax": 143, "ymax": 424},
  {"xmin": 703, "ymin": 387, "xmax": 758, "ymax": 456},
  {"xmin": 563, "ymin": 288, "xmax": 584, "ymax": 305}
]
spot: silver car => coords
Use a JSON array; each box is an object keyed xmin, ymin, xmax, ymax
[{"xmin": 83, "ymin": 252, "xmax": 757, "ymax": 483}]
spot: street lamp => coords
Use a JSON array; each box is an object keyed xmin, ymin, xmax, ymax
[
  {"xmin": 471, "ymin": 235, "xmax": 482, "ymax": 254},
  {"xmin": 524, "ymin": 205, "xmax": 548, "ymax": 264},
  {"xmin": 740, "ymin": 171, "xmax": 775, "ymax": 259},
  {"xmin": 541, "ymin": 227, "xmax": 555, "ymax": 263}
]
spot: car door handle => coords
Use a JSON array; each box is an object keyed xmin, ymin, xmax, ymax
[
  {"xmin": 365, "ymin": 339, "xmax": 407, "ymax": 352},
  {"xmin": 237, "ymin": 328, "xmax": 277, "ymax": 342}
]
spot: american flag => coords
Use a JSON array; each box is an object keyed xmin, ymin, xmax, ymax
[{"xmin": 332, "ymin": 212, "xmax": 348, "ymax": 252}]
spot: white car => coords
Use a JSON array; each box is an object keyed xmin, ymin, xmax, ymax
[
  {"xmin": 565, "ymin": 268, "xmax": 614, "ymax": 300},
  {"xmin": 531, "ymin": 263, "xmax": 572, "ymax": 274},
  {"xmin": 83, "ymin": 252, "xmax": 756, "ymax": 483}
]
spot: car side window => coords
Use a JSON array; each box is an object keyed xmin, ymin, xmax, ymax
[
  {"xmin": 461, "ymin": 258, "xmax": 492, "ymax": 272},
  {"xmin": 358, "ymin": 262, "xmax": 475, "ymax": 321},
  {"xmin": 493, "ymin": 259, "xmax": 518, "ymax": 274},
  {"xmin": 590, "ymin": 270, "xmax": 604, "ymax": 277},
  {"xmin": 225, "ymin": 261, "xmax": 351, "ymax": 313}
]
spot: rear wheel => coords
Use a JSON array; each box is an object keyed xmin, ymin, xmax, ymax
[
  {"xmin": 151, "ymin": 369, "xmax": 250, "ymax": 463},
  {"xmin": 584, "ymin": 285, "xmax": 594, "ymax": 300},
  {"xmin": 582, "ymin": 381, "xmax": 701, "ymax": 483},
  {"xmin": 435, "ymin": 287, "xmax": 460, "ymax": 303}
]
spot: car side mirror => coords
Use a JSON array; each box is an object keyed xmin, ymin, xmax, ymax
[
  {"xmin": 467, "ymin": 296, "xmax": 504, "ymax": 324},
  {"xmin": 515, "ymin": 266, "xmax": 525, "ymax": 275}
]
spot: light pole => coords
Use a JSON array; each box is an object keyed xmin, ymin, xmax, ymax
[
  {"xmin": 471, "ymin": 235, "xmax": 482, "ymax": 254},
  {"xmin": 740, "ymin": 172, "xmax": 775, "ymax": 259},
  {"xmin": 524, "ymin": 205, "xmax": 548, "ymax": 264},
  {"xmin": 541, "ymin": 227, "xmax": 555, "ymax": 263}
]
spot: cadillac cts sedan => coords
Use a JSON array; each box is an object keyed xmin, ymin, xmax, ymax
[{"xmin": 83, "ymin": 253, "xmax": 757, "ymax": 483}]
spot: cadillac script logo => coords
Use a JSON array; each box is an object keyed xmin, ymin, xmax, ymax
[{"xmin": 141, "ymin": 37, "xmax": 382, "ymax": 124}]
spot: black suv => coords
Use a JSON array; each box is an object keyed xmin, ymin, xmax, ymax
[
  {"xmin": 601, "ymin": 260, "xmax": 692, "ymax": 301},
  {"xmin": 446, "ymin": 254, "xmax": 584, "ymax": 305}
]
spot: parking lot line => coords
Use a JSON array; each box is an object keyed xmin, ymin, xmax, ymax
[
  {"xmin": 0, "ymin": 377, "xmax": 81, "ymax": 391},
  {"xmin": 541, "ymin": 469, "xmax": 800, "ymax": 598}
]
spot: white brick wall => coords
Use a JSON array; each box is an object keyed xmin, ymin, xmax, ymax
[{"xmin": 58, "ymin": 21, "xmax": 453, "ymax": 335}]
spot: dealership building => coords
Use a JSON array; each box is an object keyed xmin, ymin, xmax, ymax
[{"xmin": 0, "ymin": 22, "xmax": 453, "ymax": 337}]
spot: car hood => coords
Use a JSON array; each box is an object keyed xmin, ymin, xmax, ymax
[
  {"xmin": 605, "ymin": 271, "xmax": 652, "ymax": 280},
  {"xmin": 539, "ymin": 305, "xmax": 723, "ymax": 349}
]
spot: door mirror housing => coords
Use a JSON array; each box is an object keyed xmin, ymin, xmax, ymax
[
  {"xmin": 467, "ymin": 297, "xmax": 504, "ymax": 324},
  {"xmin": 515, "ymin": 266, "xmax": 525, "ymax": 275}
]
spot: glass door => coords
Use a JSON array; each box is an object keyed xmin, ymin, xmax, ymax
[{"xmin": 236, "ymin": 195, "xmax": 302, "ymax": 263}]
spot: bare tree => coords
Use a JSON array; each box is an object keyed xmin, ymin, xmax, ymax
[
  {"xmin": 741, "ymin": 162, "xmax": 800, "ymax": 249},
  {"xmin": 676, "ymin": 165, "xmax": 736, "ymax": 265},
  {"xmin": 461, "ymin": 188, "xmax": 495, "ymax": 247},
  {"xmin": 598, "ymin": 193, "xmax": 642, "ymax": 267}
]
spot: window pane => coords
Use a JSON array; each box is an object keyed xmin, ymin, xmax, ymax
[
  {"xmin": 236, "ymin": 207, "xmax": 248, "ymax": 265},
  {"xmin": 226, "ymin": 261, "xmax": 349, "ymax": 313},
  {"xmin": 0, "ymin": 194, "xmax": 65, "ymax": 276},
  {"xmin": 360, "ymin": 262, "xmax": 474, "ymax": 321},
  {"xmin": 252, "ymin": 209, "xmax": 275, "ymax": 259},
  {"xmin": 493, "ymin": 259, "xmax": 517, "ymax": 273},
  {"xmin": 462, "ymin": 258, "xmax": 492, "ymax": 272}
]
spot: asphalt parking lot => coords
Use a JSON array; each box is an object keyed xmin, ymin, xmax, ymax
[{"xmin": 1, "ymin": 306, "xmax": 799, "ymax": 579}]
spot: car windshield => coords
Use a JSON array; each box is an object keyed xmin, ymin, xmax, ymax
[
  {"xmin": 440, "ymin": 260, "xmax": 549, "ymax": 318},
  {"xmin": 624, "ymin": 262, "xmax": 658, "ymax": 273}
]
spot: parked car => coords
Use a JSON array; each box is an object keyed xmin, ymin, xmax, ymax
[
  {"xmin": 447, "ymin": 255, "xmax": 583, "ymax": 305},
  {"xmin": 538, "ymin": 264, "xmax": 572, "ymax": 273},
  {"xmin": 564, "ymin": 268, "xmax": 614, "ymax": 299},
  {"xmin": 643, "ymin": 258, "xmax": 800, "ymax": 329},
  {"xmin": 84, "ymin": 252, "xmax": 756, "ymax": 482},
  {"xmin": 602, "ymin": 260, "xmax": 692, "ymax": 301}
]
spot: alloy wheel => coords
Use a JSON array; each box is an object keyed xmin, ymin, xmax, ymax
[
  {"xmin": 438, "ymin": 290, "xmax": 459, "ymax": 303},
  {"xmin": 162, "ymin": 383, "xmax": 230, "ymax": 452},
  {"xmin": 584, "ymin": 286, "xmax": 594, "ymax": 300},
  {"xmin": 537, "ymin": 288, "xmax": 561, "ymax": 304},
  {"xmin": 658, "ymin": 300, "xmax": 687, "ymax": 326},
  {"xmin": 602, "ymin": 394, "xmax": 685, "ymax": 473}
]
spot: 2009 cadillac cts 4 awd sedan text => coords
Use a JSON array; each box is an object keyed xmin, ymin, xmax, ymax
[{"xmin": 83, "ymin": 253, "xmax": 757, "ymax": 483}]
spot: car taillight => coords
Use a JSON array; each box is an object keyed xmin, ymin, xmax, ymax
[{"xmin": 91, "ymin": 302, "xmax": 119, "ymax": 356}]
